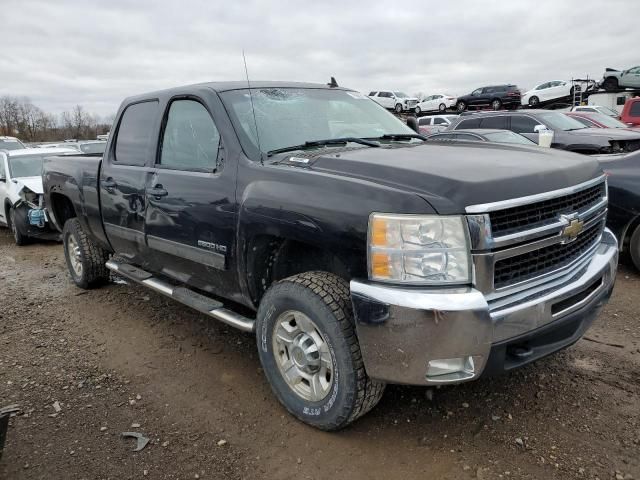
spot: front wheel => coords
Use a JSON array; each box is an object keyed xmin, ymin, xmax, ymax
[
  {"xmin": 491, "ymin": 99, "xmax": 502, "ymax": 110},
  {"xmin": 414, "ymin": 106, "xmax": 421, "ymax": 115},
  {"xmin": 394, "ymin": 103, "xmax": 403, "ymax": 113},
  {"xmin": 256, "ymin": 272, "xmax": 385, "ymax": 431},
  {"xmin": 528, "ymin": 96, "xmax": 539, "ymax": 106},
  {"xmin": 63, "ymin": 218, "xmax": 110, "ymax": 289},
  {"xmin": 456, "ymin": 101, "xmax": 467, "ymax": 112},
  {"xmin": 630, "ymin": 224, "xmax": 640, "ymax": 272},
  {"xmin": 8, "ymin": 207, "xmax": 28, "ymax": 246}
]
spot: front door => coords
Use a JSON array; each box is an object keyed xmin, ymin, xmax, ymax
[
  {"xmin": 0, "ymin": 156, "xmax": 8, "ymax": 225},
  {"xmin": 100, "ymin": 100, "xmax": 159, "ymax": 265},
  {"xmin": 144, "ymin": 97, "xmax": 238, "ymax": 300}
]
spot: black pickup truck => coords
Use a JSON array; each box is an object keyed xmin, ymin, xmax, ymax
[{"xmin": 42, "ymin": 81, "xmax": 618, "ymax": 430}]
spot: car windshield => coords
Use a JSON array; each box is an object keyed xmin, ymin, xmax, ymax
[
  {"xmin": 79, "ymin": 142, "xmax": 107, "ymax": 154},
  {"xmin": 8, "ymin": 153, "xmax": 47, "ymax": 178},
  {"xmin": 220, "ymin": 88, "xmax": 417, "ymax": 157},
  {"xmin": 598, "ymin": 106, "xmax": 619, "ymax": 117},
  {"xmin": 393, "ymin": 92, "xmax": 409, "ymax": 98},
  {"xmin": 0, "ymin": 139, "xmax": 25, "ymax": 151},
  {"xmin": 483, "ymin": 131, "xmax": 536, "ymax": 145},
  {"xmin": 587, "ymin": 113, "xmax": 628, "ymax": 128},
  {"xmin": 536, "ymin": 112, "xmax": 588, "ymax": 131}
]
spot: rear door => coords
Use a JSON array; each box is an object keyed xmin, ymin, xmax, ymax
[
  {"xmin": 143, "ymin": 96, "xmax": 238, "ymax": 298},
  {"xmin": 100, "ymin": 100, "xmax": 159, "ymax": 265}
]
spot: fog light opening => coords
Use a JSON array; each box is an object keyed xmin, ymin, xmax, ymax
[{"xmin": 426, "ymin": 356, "xmax": 476, "ymax": 381}]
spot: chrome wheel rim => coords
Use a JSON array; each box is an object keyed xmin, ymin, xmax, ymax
[
  {"xmin": 272, "ymin": 310, "xmax": 334, "ymax": 402},
  {"xmin": 492, "ymin": 100, "xmax": 501, "ymax": 110},
  {"xmin": 530, "ymin": 97, "xmax": 538, "ymax": 106},
  {"xmin": 67, "ymin": 235, "xmax": 83, "ymax": 277}
]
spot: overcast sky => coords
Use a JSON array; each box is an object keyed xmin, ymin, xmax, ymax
[{"xmin": 2, "ymin": 0, "xmax": 639, "ymax": 118}]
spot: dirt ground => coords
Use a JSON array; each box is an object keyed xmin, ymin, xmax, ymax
[{"xmin": 0, "ymin": 231, "xmax": 638, "ymax": 480}]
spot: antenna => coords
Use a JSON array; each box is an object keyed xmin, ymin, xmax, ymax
[{"xmin": 242, "ymin": 50, "xmax": 264, "ymax": 165}]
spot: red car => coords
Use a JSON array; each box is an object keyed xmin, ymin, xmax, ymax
[
  {"xmin": 566, "ymin": 111, "xmax": 640, "ymax": 132},
  {"xmin": 621, "ymin": 97, "xmax": 640, "ymax": 126}
]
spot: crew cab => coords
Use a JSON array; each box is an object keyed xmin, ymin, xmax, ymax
[
  {"xmin": 368, "ymin": 91, "xmax": 419, "ymax": 113},
  {"xmin": 43, "ymin": 81, "xmax": 618, "ymax": 430}
]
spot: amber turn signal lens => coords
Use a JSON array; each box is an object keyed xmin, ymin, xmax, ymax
[
  {"xmin": 371, "ymin": 252, "xmax": 391, "ymax": 278},
  {"xmin": 371, "ymin": 217, "xmax": 387, "ymax": 247}
]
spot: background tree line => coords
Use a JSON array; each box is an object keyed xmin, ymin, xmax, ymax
[{"xmin": 0, "ymin": 96, "xmax": 113, "ymax": 142}]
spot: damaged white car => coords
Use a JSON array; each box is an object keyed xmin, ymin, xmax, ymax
[{"xmin": 0, "ymin": 147, "xmax": 76, "ymax": 245}]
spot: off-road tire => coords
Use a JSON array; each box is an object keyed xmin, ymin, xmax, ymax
[
  {"xmin": 8, "ymin": 207, "xmax": 28, "ymax": 246},
  {"xmin": 256, "ymin": 271, "xmax": 385, "ymax": 430},
  {"xmin": 62, "ymin": 218, "xmax": 110, "ymax": 289},
  {"xmin": 630, "ymin": 224, "xmax": 640, "ymax": 272}
]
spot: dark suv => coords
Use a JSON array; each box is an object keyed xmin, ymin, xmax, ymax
[
  {"xmin": 455, "ymin": 85, "xmax": 521, "ymax": 112},
  {"xmin": 447, "ymin": 110, "xmax": 640, "ymax": 154}
]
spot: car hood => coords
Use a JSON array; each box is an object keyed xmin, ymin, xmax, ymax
[
  {"xmin": 567, "ymin": 128, "xmax": 640, "ymax": 140},
  {"xmin": 13, "ymin": 176, "xmax": 44, "ymax": 194},
  {"xmin": 286, "ymin": 142, "xmax": 602, "ymax": 214}
]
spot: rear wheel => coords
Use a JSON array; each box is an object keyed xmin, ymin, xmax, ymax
[
  {"xmin": 630, "ymin": 224, "xmax": 640, "ymax": 272},
  {"xmin": 256, "ymin": 271, "xmax": 385, "ymax": 430},
  {"xmin": 603, "ymin": 77, "xmax": 619, "ymax": 92},
  {"xmin": 394, "ymin": 103, "xmax": 403, "ymax": 114},
  {"xmin": 8, "ymin": 207, "xmax": 27, "ymax": 246},
  {"xmin": 62, "ymin": 218, "xmax": 110, "ymax": 289}
]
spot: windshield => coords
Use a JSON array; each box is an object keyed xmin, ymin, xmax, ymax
[
  {"xmin": 79, "ymin": 142, "xmax": 107, "ymax": 154},
  {"xmin": 536, "ymin": 112, "xmax": 588, "ymax": 131},
  {"xmin": 598, "ymin": 106, "xmax": 620, "ymax": 117},
  {"xmin": 220, "ymin": 88, "xmax": 417, "ymax": 157},
  {"xmin": 587, "ymin": 113, "xmax": 628, "ymax": 128},
  {"xmin": 8, "ymin": 153, "xmax": 46, "ymax": 178},
  {"xmin": 393, "ymin": 92, "xmax": 409, "ymax": 98},
  {"xmin": 0, "ymin": 139, "xmax": 25, "ymax": 151},
  {"xmin": 483, "ymin": 131, "xmax": 536, "ymax": 145}
]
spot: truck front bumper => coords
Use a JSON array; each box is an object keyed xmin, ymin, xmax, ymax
[{"xmin": 350, "ymin": 229, "xmax": 618, "ymax": 385}]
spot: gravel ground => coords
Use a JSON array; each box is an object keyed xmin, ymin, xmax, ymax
[{"xmin": 0, "ymin": 231, "xmax": 638, "ymax": 480}]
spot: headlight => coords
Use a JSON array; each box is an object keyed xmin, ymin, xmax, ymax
[{"xmin": 368, "ymin": 213, "xmax": 471, "ymax": 284}]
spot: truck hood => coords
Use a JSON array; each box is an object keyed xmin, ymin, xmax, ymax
[
  {"xmin": 289, "ymin": 142, "xmax": 603, "ymax": 214},
  {"xmin": 12, "ymin": 176, "xmax": 44, "ymax": 194}
]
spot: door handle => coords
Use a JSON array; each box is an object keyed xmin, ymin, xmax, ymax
[
  {"xmin": 103, "ymin": 178, "xmax": 117, "ymax": 193},
  {"xmin": 148, "ymin": 185, "xmax": 168, "ymax": 198}
]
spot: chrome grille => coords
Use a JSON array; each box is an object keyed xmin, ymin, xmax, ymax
[
  {"xmin": 493, "ymin": 221, "xmax": 602, "ymax": 289},
  {"xmin": 489, "ymin": 183, "xmax": 605, "ymax": 236},
  {"xmin": 466, "ymin": 176, "xmax": 608, "ymax": 297}
]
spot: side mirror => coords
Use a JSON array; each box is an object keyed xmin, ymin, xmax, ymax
[
  {"xmin": 533, "ymin": 124, "xmax": 548, "ymax": 133},
  {"xmin": 407, "ymin": 116, "xmax": 420, "ymax": 134}
]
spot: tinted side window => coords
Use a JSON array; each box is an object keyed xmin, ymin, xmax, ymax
[
  {"xmin": 456, "ymin": 118, "xmax": 481, "ymax": 129},
  {"xmin": 0, "ymin": 158, "xmax": 5, "ymax": 178},
  {"xmin": 630, "ymin": 101, "xmax": 640, "ymax": 116},
  {"xmin": 433, "ymin": 118, "xmax": 447, "ymax": 125},
  {"xmin": 160, "ymin": 100, "xmax": 220, "ymax": 171},
  {"xmin": 418, "ymin": 118, "xmax": 431, "ymax": 126},
  {"xmin": 479, "ymin": 116, "xmax": 508, "ymax": 129},
  {"xmin": 511, "ymin": 115, "xmax": 539, "ymax": 133},
  {"xmin": 114, "ymin": 101, "xmax": 159, "ymax": 166},
  {"xmin": 368, "ymin": 92, "xmax": 376, "ymax": 96}
]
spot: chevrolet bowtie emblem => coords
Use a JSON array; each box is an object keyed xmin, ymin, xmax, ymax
[{"xmin": 560, "ymin": 216, "xmax": 584, "ymax": 243}]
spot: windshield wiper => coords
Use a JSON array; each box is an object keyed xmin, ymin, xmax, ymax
[
  {"xmin": 267, "ymin": 137, "xmax": 379, "ymax": 157},
  {"xmin": 368, "ymin": 133, "xmax": 427, "ymax": 141}
]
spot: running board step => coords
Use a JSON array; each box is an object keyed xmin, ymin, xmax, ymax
[{"xmin": 105, "ymin": 259, "xmax": 255, "ymax": 332}]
